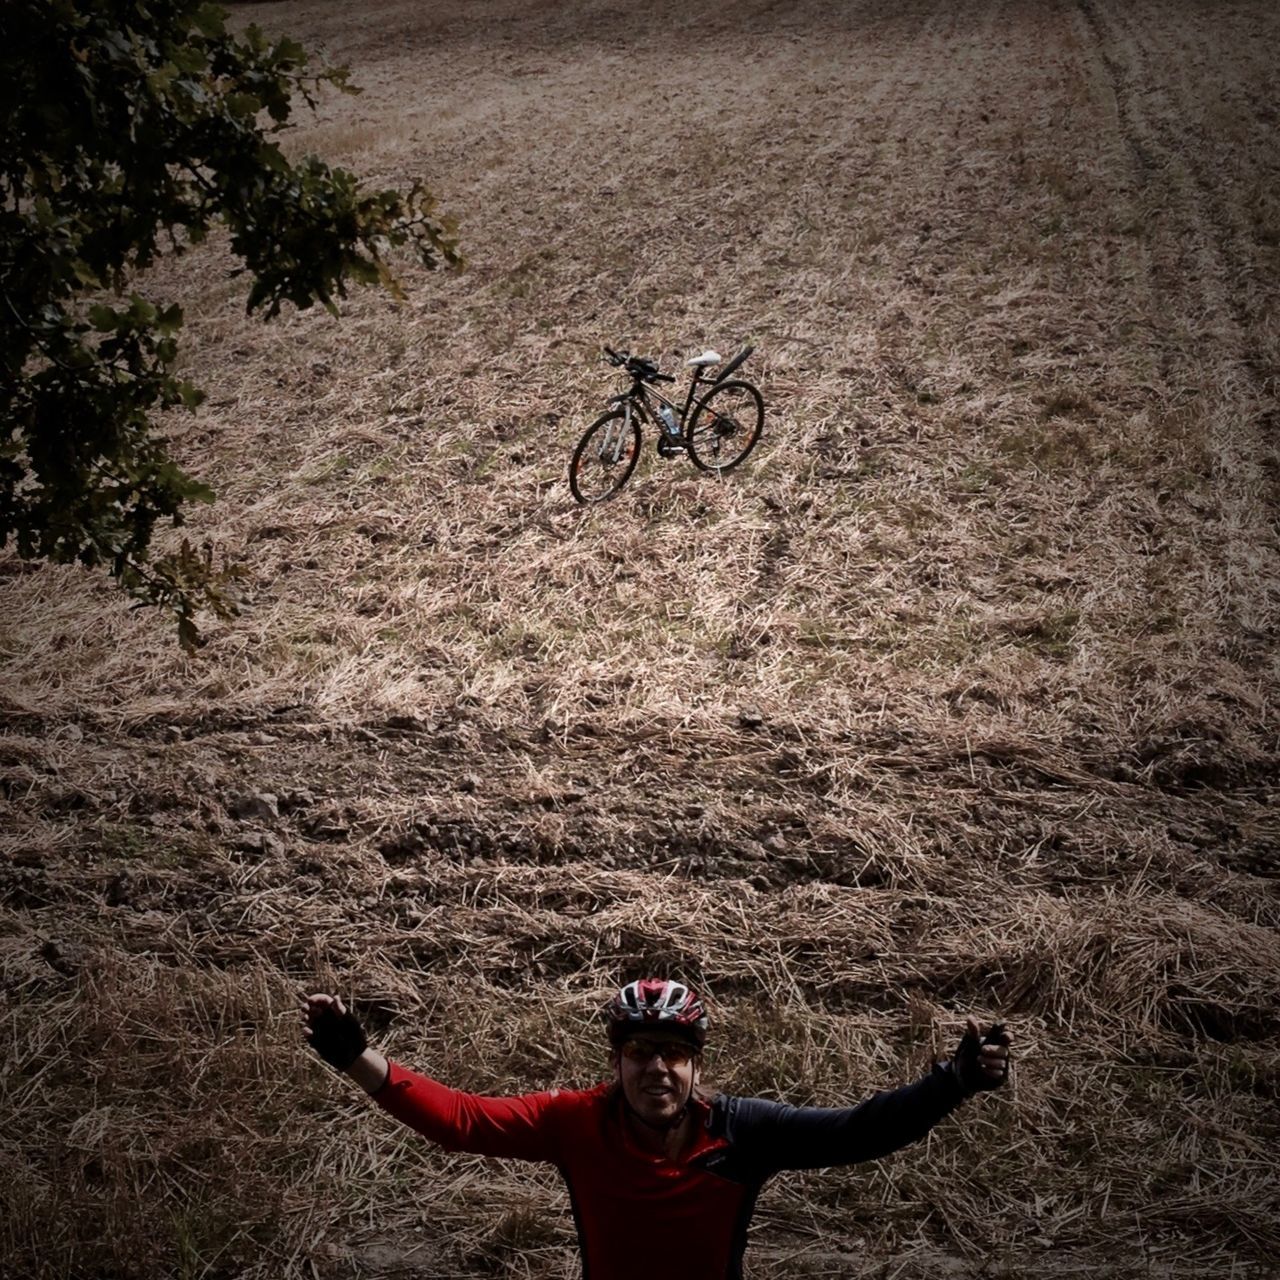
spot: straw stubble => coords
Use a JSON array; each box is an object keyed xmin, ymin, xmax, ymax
[{"xmin": 1, "ymin": 0, "xmax": 1277, "ymax": 1276}]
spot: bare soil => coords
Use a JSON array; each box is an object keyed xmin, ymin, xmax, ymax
[{"xmin": 2, "ymin": 1, "xmax": 1277, "ymax": 1277}]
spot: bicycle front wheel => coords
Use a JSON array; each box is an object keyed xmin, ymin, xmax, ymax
[
  {"xmin": 685, "ymin": 380, "xmax": 764, "ymax": 473},
  {"xmin": 569, "ymin": 410, "xmax": 642, "ymax": 503}
]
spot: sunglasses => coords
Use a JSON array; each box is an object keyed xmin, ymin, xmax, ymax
[{"xmin": 619, "ymin": 1038, "xmax": 697, "ymax": 1067}]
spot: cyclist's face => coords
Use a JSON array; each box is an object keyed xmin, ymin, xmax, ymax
[{"xmin": 615, "ymin": 1035, "xmax": 700, "ymax": 1125}]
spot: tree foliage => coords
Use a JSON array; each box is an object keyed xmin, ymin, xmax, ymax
[{"xmin": 0, "ymin": 0, "xmax": 459, "ymax": 645}]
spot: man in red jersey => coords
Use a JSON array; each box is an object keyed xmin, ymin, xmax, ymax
[{"xmin": 302, "ymin": 978, "xmax": 1011, "ymax": 1279}]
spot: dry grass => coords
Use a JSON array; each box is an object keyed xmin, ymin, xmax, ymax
[{"xmin": 2, "ymin": 0, "xmax": 1278, "ymax": 1276}]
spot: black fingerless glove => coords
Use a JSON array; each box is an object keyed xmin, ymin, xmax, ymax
[
  {"xmin": 953, "ymin": 1023, "xmax": 1008, "ymax": 1094},
  {"xmin": 308, "ymin": 1005, "xmax": 368, "ymax": 1071}
]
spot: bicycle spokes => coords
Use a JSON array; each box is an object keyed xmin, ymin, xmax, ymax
[
  {"xmin": 686, "ymin": 379, "xmax": 763, "ymax": 473},
  {"xmin": 569, "ymin": 410, "xmax": 641, "ymax": 503}
]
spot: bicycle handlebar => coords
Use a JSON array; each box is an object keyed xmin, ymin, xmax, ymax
[{"xmin": 603, "ymin": 345, "xmax": 674, "ymax": 384}]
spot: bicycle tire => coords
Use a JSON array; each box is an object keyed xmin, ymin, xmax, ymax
[
  {"xmin": 569, "ymin": 409, "xmax": 642, "ymax": 503},
  {"xmin": 685, "ymin": 379, "xmax": 764, "ymax": 473}
]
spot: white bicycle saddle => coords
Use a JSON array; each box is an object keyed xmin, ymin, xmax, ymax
[{"xmin": 686, "ymin": 349, "xmax": 722, "ymax": 367}]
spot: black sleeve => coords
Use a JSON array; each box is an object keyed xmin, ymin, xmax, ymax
[{"xmin": 709, "ymin": 1062, "xmax": 967, "ymax": 1173}]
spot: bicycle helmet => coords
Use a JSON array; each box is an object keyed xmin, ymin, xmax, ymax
[{"xmin": 604, "ymin": 978, "xmax": 709, "ymax": 1047}]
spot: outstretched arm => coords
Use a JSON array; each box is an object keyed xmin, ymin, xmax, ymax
[
  {"xmin": 715, "ymin": 1019, "xmax": 1012, "ymax": 1173},
  {"xmin": 299, "ymin": 991, "xmax": 563, "ymax": 1163}
]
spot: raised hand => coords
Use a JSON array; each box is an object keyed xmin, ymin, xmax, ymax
[
  {"xmin": 300, "ymin": 992, "xmax": 368, "ymax": 1071},
  {"xmin": 953, "ymin": 1017, "xmax": 1012, "ymax": 1093}
]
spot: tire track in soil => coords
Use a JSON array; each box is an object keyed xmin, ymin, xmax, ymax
[
  {"xmin": 1094, "ymin": 0, "xmax": 1280, "ymax": 514},
  {"xmin": 1073, "ymin": 0, "xmax": 1236, "ymax": 374},
  {"xmin": 1073, "ymin": 0, "xmax": 1280, "ymax": 638},
  {"xmin": 1074, "ymin": 0, "xmax": 1156, "ymax": 185},
  {"xmin": 1079, "ymin": 0, "xmax": 1272, "ymax": 354}
]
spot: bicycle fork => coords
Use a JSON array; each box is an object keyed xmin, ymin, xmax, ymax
[{"xmin": 598, "ymin": 397, "xmax": 633, "ymax": 465}]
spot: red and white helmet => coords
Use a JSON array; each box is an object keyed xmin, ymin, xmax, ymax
[{"xmin": 604, "ymin": 978, "xmax": 709, "ymax": 1046}]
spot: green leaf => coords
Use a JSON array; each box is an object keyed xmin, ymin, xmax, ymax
[
  {"xmin": 178, "ymin": 381, "xmax": 207, "ymax": 410},
  {"xmin": 87, "ymin": 304, "xmax": 116, "ymax": 331},
  {"xmin": 156, "ymin": 303, "xmax": 184, "ymax": 335},
  {"xmin": 192, "ymin": 4, "xmax": 227, "ymax": 38},
  {"xmin": 71, "ymin": 259, "xmax": 103, "ymax": 287},
  {"xmin": 126, "ymin": 296, "xmax": 158, "ymax": 325},
  {"xmin": 226, "ymin": 92, "xmax": 261, "ymax": 118}
]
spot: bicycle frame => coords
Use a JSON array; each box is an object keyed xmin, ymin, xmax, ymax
[
  {"xmin": 598, "ymin": 371, "xmax": 708, "ymax": 465},
  {"xmin": 611, "ymin": 365, "xmax": 717, "ymax": 434}
]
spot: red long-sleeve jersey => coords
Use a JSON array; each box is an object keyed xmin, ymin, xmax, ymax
[{"xmin": 374, "ymin": 1059, "xmax": 968, "ymax": 1279}]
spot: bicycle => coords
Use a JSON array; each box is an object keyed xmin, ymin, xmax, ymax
[{"xmin": 568, "ymin": 344, "xmax": 764, "ymax": 504}]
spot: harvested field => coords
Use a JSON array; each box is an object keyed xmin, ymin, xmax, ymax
[{"xmin": 2, "ymin": 0, "xmax": 1278, "ymax": 1276}]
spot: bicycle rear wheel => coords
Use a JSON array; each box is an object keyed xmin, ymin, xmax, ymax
[
  {"xmin": 685, "ymin": 380, "xmax": 764, "ymax": 473},
  {"xmin": 569, "ymin": 410, "xmax": 641, "ymax": 503}
]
